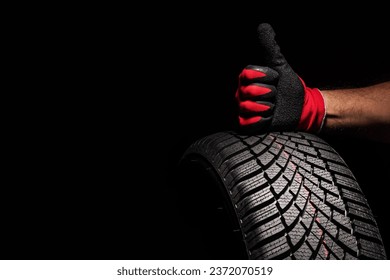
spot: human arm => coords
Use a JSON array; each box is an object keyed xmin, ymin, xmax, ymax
[{"xmin": 320, "ymin": 82, "xmax": 390, "ymax": 143}]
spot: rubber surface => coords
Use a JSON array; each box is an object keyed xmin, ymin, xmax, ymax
[{"xmin": 178, "ymin": 131, "xmax": 387, "ymax": 259}]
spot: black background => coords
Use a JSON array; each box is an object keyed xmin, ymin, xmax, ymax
[{"xmin": 4, "ymin": 5, "xmax": 389, "ymax": 259}]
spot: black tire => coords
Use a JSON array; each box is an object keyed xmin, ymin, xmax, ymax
[{"xmin": 176, "ymin": 131, "xmax": 387, "ymax": 260}]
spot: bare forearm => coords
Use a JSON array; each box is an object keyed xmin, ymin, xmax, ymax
[{"xmin": 320, "ymin": 81, "xmax": 390, "ymax": 143}]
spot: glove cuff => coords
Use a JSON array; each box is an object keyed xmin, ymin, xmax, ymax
[
  {"xmin": 297, "ymin": 79, "xmax": 326, "ymax": 133},
  {"xmin": 316, "ymin": 89, "xmax": 326, "ymax": 133}
]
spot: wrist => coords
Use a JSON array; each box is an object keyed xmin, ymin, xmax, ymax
[{"xmin": 297, "ymin": 82, "xmax": 326, "ymax": 133}]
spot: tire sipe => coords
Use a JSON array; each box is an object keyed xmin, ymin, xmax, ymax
[{"xmin": 176, "ymin": 131, "xmax": 387, "ymax": 260}]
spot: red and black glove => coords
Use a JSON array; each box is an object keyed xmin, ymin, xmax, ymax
[{"xmin": 236, "ymin": 23, "xmax": 326, "ymax": 133}]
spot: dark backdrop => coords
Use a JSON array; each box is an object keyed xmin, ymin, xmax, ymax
[
  {"xmin": 129, "ymin": 10, "xmax": 390, "ymax": 259},
  {"xmin": 3, "ymin": 6, "xmax": 389, "ymax": 260}
]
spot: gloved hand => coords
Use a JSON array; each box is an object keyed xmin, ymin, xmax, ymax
[{"xmin": 236, "ymin": 23, "xmax": 326, "ymax": 133}]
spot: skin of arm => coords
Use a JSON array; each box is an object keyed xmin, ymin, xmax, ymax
[{"xmin": 320, "ymin": 81, "xmax": 390, "ymax": 143}]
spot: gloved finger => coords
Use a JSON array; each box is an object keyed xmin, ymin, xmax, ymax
[
  {"xmin": 239, "ymin": 100, "xmax": 274, "ymax": 115},
  {"xmin": 239, "ymin": 115, "xmax": 262, "ymax": 126},
  {"xmin": 257, "ymin": 23, "xmax": 305, "ymax": 131},
  {"xmin": 239, "ymin": 65, "xmax": 279, "ymax": 85},
  {"xmin": 257, "ymin": 23, "xmax": 287, "ymax": 68},
  {"xmin": 238, "ymin": 115, "xmax": 272, "ymax": 131},
  {"xmin": 238, "ymin": 83, "xmax": 276, "ymax": 101}
]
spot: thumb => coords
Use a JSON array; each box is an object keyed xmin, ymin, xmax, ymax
[{"xmin": 257, "ymin": 23, "xmax": 287, "ymax": 67}]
